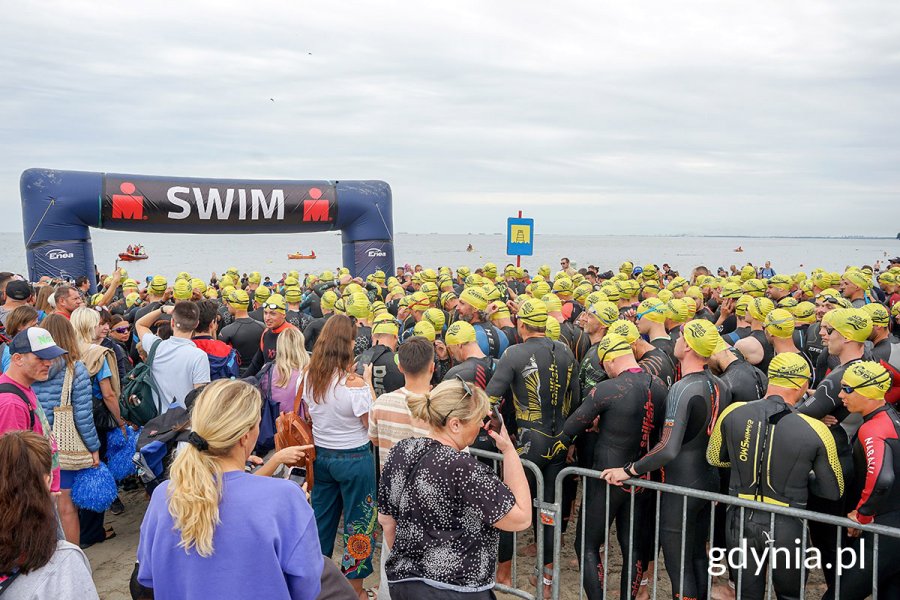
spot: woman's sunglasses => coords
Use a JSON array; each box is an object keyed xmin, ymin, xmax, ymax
[{"xmin": 112, "ymin": 327, "xmax": 130, "ymax": 334}]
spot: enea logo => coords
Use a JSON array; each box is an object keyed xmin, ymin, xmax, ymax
[
  {"xmin": 45, "ymin": 248, "xmax": 74, "ymax": 260},
  {"xmin": 366, "ymin": 248, "xmax": 387, "ymax": 258},
  {"xmin": 303, "ymin": 188, "xmax": 330, "ymax": 222},
  {"xmin": 111, "ymin": 182, "xmax": 145, "ymax": 220}
]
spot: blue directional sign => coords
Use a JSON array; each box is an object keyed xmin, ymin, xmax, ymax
[{"xmin": 507, "ymin": 217, "xmax": 534, "ymax": 256}]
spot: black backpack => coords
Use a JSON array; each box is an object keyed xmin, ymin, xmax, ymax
[{"xmin": 120, "ymin": 339, "xmax": 163, "ymax": 426}]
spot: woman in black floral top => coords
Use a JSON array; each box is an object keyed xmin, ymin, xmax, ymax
[{"xmin": 377, "ymin": 379, "xmax": 531, "ymax": 599}]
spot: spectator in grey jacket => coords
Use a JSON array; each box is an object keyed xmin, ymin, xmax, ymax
[
  {"xmin": 0, "ymin": 430, "xmax": 99, "ymax": 600},
  {"xmin": 32, "ymin": 314, "xmax": 100, "ymax": 545}
]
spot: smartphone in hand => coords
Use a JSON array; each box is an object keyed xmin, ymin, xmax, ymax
[{"xmin": 285, "ymin": 466, "xmax": 307, "ymax": 487}]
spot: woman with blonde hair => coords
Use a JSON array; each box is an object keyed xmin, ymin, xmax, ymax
[
  {"xmin": 262, "ymin": 327, "xmax": 310, "ymax": 415},
  {"xmin": 378, "ymin": 379, "xmax": 532, "ymax": 599},
  {"xmin": 136, "ymin": 379, "xmax": 323, "ymax": 599},
  {"xmin": 32, "ymin": 314, "xmax": 99, "ymax": 545},
  {"xmin": 303, "ymin": 314, "xmax": 377, "ymax": 598},
  {"xmin": 69, "ymin": 306, "xmax": 125, "ymax": 546}
]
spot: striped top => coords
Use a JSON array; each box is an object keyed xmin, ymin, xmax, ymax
[{"xmin": 369, "ymin": 387, "xmax": 431, "ymax": 468}]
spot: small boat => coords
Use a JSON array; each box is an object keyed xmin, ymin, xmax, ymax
[
  {"xmin": 733, "ymin": 246, "xmax": 744, "ymax": 253},
  {"xmin": 118, "ymin": 252, "xmax": 148, "ymax": 261},
  {"xmin": 288, "ymin": 251, "xmax": 317, "ymax": 260}
]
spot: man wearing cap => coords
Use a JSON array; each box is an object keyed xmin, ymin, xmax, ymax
[
  {"xmin": 577, "ymin": 301, "xmax": 620, "ymax": 393},
  {"xmin": 734, "ymin": 297, "xmax": 776, "ymax": 375},
  {"xmin": 283, "ymin": 287, "xmax": 312, "ymax": 331},
  {"xmin": 303, "ymin": 290, "xmax": 338, "ymax": 352},
  {"xmin": 355, "ymin": 316, "xmax": 403, "ymax": 397},
  {"xmin": 218, "ymin": 289, "xmax": 265, "ymax": 377},
  {"xmin": 543, "ymin": 293, "xmax": 591, "ymax": 362},
  {"xmin": 0, "ymin": 280, "xmax": 33, "ymax": 327},
  {"xmin": 861, "ymin": 303, "xmax": 895, "ymax": 364},
  {"xmin": 603, "ymin": 319, "xmax": 730, "ymax": 600},
  {"xmin": 0, "ymin": 327, "xmax": 66, "ymax": 492},
  {"xmin": 836, "ymin": 361, "xmax": 900, "ymax": 598},
  {"xmin": 485, "ymin": 298, "xmax": 580, "ymax": 586},
  {"xmin": 248, "ymin": 284, "xmax": 271, "ymax": 321},
  {"xmin": 561, "ymin": 333, "xmax": 667, "ymax": 600},
  {"xmin": 245, "ymin": 294, "xmax": 296, "ymax": 377},
  {"xmin": 841, "ymin": 269, "xmax": 872, "ymax": 308},
  {"xmin": 707, "ymin": 353, "xmax": 843, "ymax": 600},
  {"xmin": 456, "ymin": 286, "xmax": 509, "ymax": 359}
]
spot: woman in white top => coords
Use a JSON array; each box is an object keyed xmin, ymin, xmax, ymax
[{"xmin": 303, "ymin": 314, "xmax": 376, "ymax": 600}]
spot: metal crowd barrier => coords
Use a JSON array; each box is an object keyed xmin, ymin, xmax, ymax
[
  {"xmin": 548, "ymin": 466, "xmax": 900, "ymax": 600},
  {"xmin": 469, "ymin": 448, "xmax": 547, "ymax": 600}
]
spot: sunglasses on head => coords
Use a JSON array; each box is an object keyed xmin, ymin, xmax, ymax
[
  {"xmin": 263, "ymin": 303, "xmax": 283, "ymax": 310},
  {"xmin": 438, "ymin": 377, "xmax": 474, "ymax": 426}
]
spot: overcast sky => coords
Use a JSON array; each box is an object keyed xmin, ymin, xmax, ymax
[{"xmin": 2, "ymin": 0, "xmax": 899, "ymax": 237}]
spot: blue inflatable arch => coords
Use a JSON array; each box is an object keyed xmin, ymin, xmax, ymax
[{"xmin": 20, "ymin": 168, "xmax": 394, "ymax": 290}]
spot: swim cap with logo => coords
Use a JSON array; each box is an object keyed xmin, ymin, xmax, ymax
[
  {"xmin": 641, "ymin": 279, "xmax": 661, "ymax": 295},
  {"xmin": 148, "ymin": 275, "xmax": 168, "ymax": 295},
  {"xmin": 682, "ymin": 319, "xmax": 720, "ymax": 357},
  {"xmin": 767, "ymin": 275, "xmax": 793, "ymax": 291},
  {"xmin": 740, "ymin": 265, "xmax": 756, "ymax": 281},
  {"xmin": 657, "ymin": 289, "xmax": 674, "ymax": 303},
  {"xmin": 777, "ymin": 297, "xmax": 798, "ymax": 310},
  {"xmin": 545, "ymin": 318, "xmax": 560, "ymax": 341},
  {"xmin": 333, "ymin": 299, "xmax": 346, "ymax": 314},
  {"xmin": 284, "ymin": 276, "xmax": 299, "ymax": 288},
  {"xmin": 748, "ymin": 297, "xmax": 775, "ymax": 322},
  {"xmin": 642, "ymin": 264, "xmax": 658, "ymax": 279},
  {"xmin": 320, "ymin": 290, "xmax": 338, "ymax": 312},
  {"xmin": 742, "ymin": 279, "xmax": 766, "ymax": 298},
  {"xmin": 123, "ymin": 278, "xmax": 139, "ymax": 291},
  {"xmin": 460, "ymin": 287, "xmax": 488, "ymax": 311},
  {"xmin": 177, "ymin": 271, "xmax": 192, "ymax": 282},
  {"xmin": 585, "ymin": 301, "xmax": 619, "ymax": 326},
  {"xmin": 637, "ymin": 298, "xmax": 667, "ymax": 324},
  {"xmin": 841, "ymin": 361, "xmax": 891, "ymax": 400},
  {"xmin": 764, "ymin": 308, "xmax": 795, "ymax": 338},
  {"xmin": 597, "ymin": 333, "xmax": 633, "ymax": 362},
  {"xmin": 665, "ymin": 299, "xmax": 691, "ymax": 323},
  {"xmin": 264, "ymin": 294, "xmax": 286, "ymax": 312},
  {"xmin": 861, "ymin": 303, "xmax": 890, "ymax": 328},
  {"xmin": 792, "ymin": 301, "xmax": 817, "ymax": 324},
  {"xmin": 408, "ymin": 291, "xmax": 431, "ymax": 311},
  {"xmin": 372, "ymin": 270, "xmax": 386, "ymax": 283},
  {"xmin": 125, "ymin": 292, "xmax": 141, "ymax": 309},
  {"xmin": 517, "ymin": 298, "xmax": 548, "ymax": 328},
  {"xmin": 667, "ymin": 276, "xmax": 688, "ymax": 291},
  {"xmin": 370, "ymin": 301, "xmax": 388, "ymax": 318},
  {"xmin": 828, "ymin": 308, "xmax": 873, "ymax": 343},
  {"xmin": 538, "ymin": 265, "xmax": 551, "ymax": 279},
  {"xmin": 586, "ymin": 291, "xmax": 609, "ymax": 306},
  {"xmin": 608, "ymin": 319, "xmax": 640, "ymax": 344},
  {"xmin": 320, "ymin": 270, "xmax": 335, "ymax": 282},
  {"xmin": 842, "ymin": 269, "xmax": 872, "ymax": 290},
  {"xmin": 284, "ymin": 287, "xmax": 303, "ymax": 303},
  {"xmin": 720, "ymin": 282, "xmax": 743, "ymax": 300},
  {"xmin": 456, "ymin": 266, "xmax": 471, "ymax": 279},
  {"xmin": 190, "ymin": 278, "xmax": 207, "ymax": 293},
  {"xmin": 173, "ymin": 279, "xmax": 193, "ymax": 301},
  {"xmin": 421, "ymin": 269, "xmax": 438, "ymax": 283},
  {"xmin": 423, "ymin": 308, "xmax": 446, "ymax": 332},
  {"xmin": 489, "ymin": 301, "xmax": 510, "ymax": 321},
  {"xmin": 541, "ymin": 293, "xmax": 563, "ymax": 314},
  {"xmin": 440, "ymin": 291, "xmax": 457, "ymax": 309},
  {"xmin": 254, "ymin": 285, "xmax": 271, "ymax": 302},
  {"xmin": 372, "ymin": 318, "xmax": 399, "ymax": 337},
  {"xmin": 227, "ymin": 289, "xmax": 250, "ymax": 307},
  {"xmin": 619, "ymin": 261, "xmax": 634, "ymax": 276},
  {"xmin": 413, "ymin": 321, "xmax": 436, "ymax": 342},
  {"xmin": 600, "ymin": 284, "xmax": 621, "ymax": 302},
  {"xmin": 553, "ymin": 277, "xmax": 574, "ymax": 295},
  {"xmin": 346, "ymin": 292, "xmax": 371, "ymax": 319},
  {"xmin": 445, "ymin": 321, "xmax": 476, "ymax": 345},
  {"xmin": 767, "ymin": 353, "xmax": 812, "ymax": 389},
  {"xmin": 483, "ymin": 285, "xmax": 502, "ymax": 303},
  {"xmin": 483, "ymin": 263, "xmax": 498, "ymax": 280}
]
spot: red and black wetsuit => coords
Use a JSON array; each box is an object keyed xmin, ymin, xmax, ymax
[
  {"xmin": 835, "ymin": 404, "xmax": 900, "ymax": 599},
  {"xmin": 246, "ymin": 322, "xmax": 296, "ymax": 377}
]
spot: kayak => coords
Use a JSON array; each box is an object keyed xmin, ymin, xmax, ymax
[
  {"xmin": 118, "ymin": 252, "xmax": 148, "ymax": 261},
  {"xmin": 288, "ymin": 253, "xmax": 317, "ymax": 260}
]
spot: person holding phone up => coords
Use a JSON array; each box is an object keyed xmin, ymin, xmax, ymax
[{"xmin": 378, "ymin": 379, "xmax": 532, "ymax": 600}]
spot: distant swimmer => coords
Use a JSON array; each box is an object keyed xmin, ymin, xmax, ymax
[
  {"xmin": 466, "ymin": 243, "xmax": 474, "ymax": 252},
  {"xmin": 734, "ymin": 246, "xmax": 744, "ymax": 252}
]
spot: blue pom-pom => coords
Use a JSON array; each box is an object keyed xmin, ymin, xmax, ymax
[
  {"xmin": 107, "ymin": 427, "xmax": 140, "ymax": 481},
  {"xmin": 71, "ymin": 464, "xmax": 119, "ymax": 512}
]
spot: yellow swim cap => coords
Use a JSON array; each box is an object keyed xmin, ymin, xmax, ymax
[
  {"xmin": 264, "ymin": 294, "xmax": 286, "ymax": 312},
  {"xmin": 227, "ymin": 289, "xmax": 250, "ymax": 307},
  {"xmin": 764, "ymin": 308, "xmax": 795, "ymax": 338},
  {"xmin": 284, "ymin": 286, "xmax": 303, "ymax": 303},
  {"xmin": 585, "ymin": 301, "xmax": 620, "ymax": 326},
  {"xmin": 482, "ymin": 285, "xmax": 501, "ymax": 303},
  {"xmin": 665, "ymin": 299, "xmax": 691, "ymax": 323},
  {"xmin": 148, "ymin": 275, "xmax": 168, "ymax": 295},
  {"xmin": 776, "ymin": 297, "xmax": 798, "ymax": 310},
  {"xmin": 320, "ymin": 270, "xmax": 335, "ymax": 281},
  {"xmin": 767, "ymin": 275, "xmax": 793, "ymax": 291},
  {"xmin": 346, "ymin": 292, "xmax": 371, "ymax": 319},
  {"xmin": 254, "ymin": 285, "xmax": 271, "ymax": 302},
  {"xmin": 637, "ymin": 298, "xmax": 667, "ymax": 324},
  {"xmin": 517, "ymin": 298, "xmax": 548, "ymax": 328},
  {"xmin": 456, "ymin": 266, "xmax": 471, "ymax": 279},
  {"xmin": 123, "ymin": 278, "xmax": 139, "ymax": 291},
  {"xmin": 842, "ymin": 269, "xmax": 872, "ymax": 291},
  {"xmin": 541, "ymin": 293, "xmax": 563, "ymax": 313},
  {"xmin": 827, "ymin": 308, "xmax": 873, "ymax": 343},
  {"xmin": 173, "ymin": 279, "xmax": 193, "ymax": 301},
  {"xmin": 190, "ymin": 278, "xmax": 207, "ymax": 293},
  {"xmin": 667, "ymin": 276, "xmax": 688, "ymax": 291},
  {"xmin": 372, "ymin": 318, "xmax": 399, "ymax": 337},
  {"xmin": 586, "ymin": 291, "xmax": 609, "ymax": 306},
  {"xmin": 767, "ymin": 353, "xmax": 812, "ymax": 390},
  {"xmin": 791, "ymin": 301, "xmax": 817, "ymax": 324},
  {"xmin": 177, "ymin": 271, "xmax": 191, "ymax": 282},
  {"xmin": 320, "ymin": 290, "xmax": 338, "ymax": 312},
  {"xmin": 597, "ymin": 333, "xmax": 633, "ymax": 362},
  {"xmin": 248, "ymin": 272, "xmax": 261, "ymax": 284},
  {"xmin": 90, "ymin": 292, "xmax": 103, "ymax": 306},
  {"xmin": 545, "ymin": 318, "xmax": 560, "ymax": 341},
  {"xmin": 423, "ymin": 308, "xmax": 446, "ymax": 332},
  {"xmin": 748, "ymin": 297, "xmax": 775, "ymax": 322},
  {"xmin": 552, "ymin": 277, "xmax": 574, "ymax": 295},
  {"xmin": 125, "ymin": 292, "xmax": 141, "ymax": 308},
  {"xmin": 841, "ymin": 361, "xmax": 891, "ymax": 400},
  {"xmin": 538, "ymin": 265, "xmax": 551, "ymax": 279},
  {"xmin": 742, "ymin": 279, "xmax": 766, "ymax": 298},
  {"xmin": 460, "ymin": 287, "xmax": 488, "ymax": 311},
  {"xmin": 445, "ymin": 321, "xmax": 476, "ymax": 345},
  {"xmin": 489, "ymin": 301, "xmax": 510, "ymax": 321},
  {"xmin": 482, "ymin": 263, "xmax": 498, "ymax": 280},
  {"xmin": 861, "ymin": 303, "xmax": 890, "ymax": 328},
  {"xmin": 413, "ymin": 321, "xmax": 436, "ymax": 342},
  {"xmin": 408, "ymin": 291, "xmax": 431, "ymax": 311},
  {"xmin": 370, "ymin": 301, "xmax": 388, "ymax": 318},
  {"xmin": 740, "ymin": 265, "xmax": 756, "ymax": 281},
  {"xmin": 657, "ymin": 289, "xmax": 674, "ymax": 303},
  {"xmin": 682, "ymin": 319, "xmax": 720, "ymax": 357},
  {"xmin": 440, "ymin": 291, "xmax": 457, "ymax": 309},
  {"xmin": 608, "ymin": 319, "xmax": 640, "ymax": 344}
]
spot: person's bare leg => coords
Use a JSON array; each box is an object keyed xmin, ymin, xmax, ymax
[
  {"xmin": 635, "ymin": 561, "xmax": 654, "ymax": 600},
  {"xmin": 349, "ymin": 578, "xmax": 369, "ymax": 599},
  {"xmin": 58, "ymin": 490, "xmax": 79, "ymax": 545},
  {"xmin": 496, "ymin": 560, "xmax": 512, "ymax": 586}
]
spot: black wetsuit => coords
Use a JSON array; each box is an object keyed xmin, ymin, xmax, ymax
[
  {"xmin": 708, "ymin": 396, "xmax": 844, "ymax": 600},
  {"xmin": 217, "ymin": 302, "xmax": 234, "ymax": 328},
  {"xmin": 872, "ymin": 337, "xmax": 895, "ymax": 364},
  {"xmin": 218, "ymin": 317, "xmax": 265, "ymax": 377},
  {"xmin": 638, "ymin": 346, "xmax": 676, "ymax": 388},
  {"xmin": 443, "ymin": 356, "xmax": 503, "ymax": 452},
  {"xmin": 560, "ymin": 321, "xmax": 592, "ymax": 363},
  {"xmin": 804, "ymin": 323, "xmax": 828, "ymax": 385},
  {"xmin": 355, "ymin": 344, "xmax": 403, "ymax": 397},
  {"xmin": 354, "ymin": 325, "xmax": 372, "ymax": 357},
  {"xmin": 747, "ymin": 329, "xmax": 775, "ymax": 375},
  {"xmin": 719, "ymin": 358, "xmax": 767, "ymax": 402},
  {"xmin": 723, "ymin": 325, "xmax": 752, "ymax": 346},
  {"xmin": 248, "ymin": 306, "xmax": 264, "ymax": 322},
  {"xmin": 302, "ymin": 313, "xmax": 333, "ymax": 352},
  {"xmin": 499, "ymin": 325, "xmax": 520, "ymax": 347},
  {"xmin": 485, "ymin": 336, "xmax": 580, "ymax": 565},
  {"xmin": 579, "ymin": 341, "xmax": 608, "ymax": 392},
  {"xmin": 562, "ymin": 370, "xmax": 667, "ymax": 600},
  {"xmin": 630, "ymin": 369, "xmax": 730, "ymax": 600},
  {"xmin": 650, "ymin": 336, "xmax": 677, "ymax": 367},
  {"xmin": 285, "ymin": 309, "xmax": 312, "ymax": 331},
  {"xmin": 833, "ymin": 404, "xmax": 900, "ymax": 600},
  {"xmin": 245, "ymin": 322, "xmax": 296, "ymax": 377}
]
